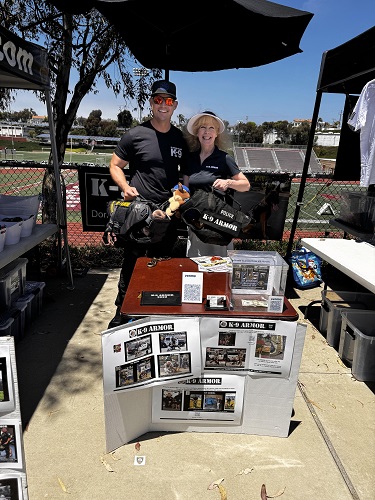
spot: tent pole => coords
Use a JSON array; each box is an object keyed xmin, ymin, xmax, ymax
[
  {"xmin": 286, "ymin": 89, "xmax": 323, "ymax": 259},
  {"xmin": 45, "ymin": 89, "xmax": 75, "ymax": 290}
]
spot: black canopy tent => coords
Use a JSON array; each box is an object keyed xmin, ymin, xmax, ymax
[
  {"xmin": 0, "ymin": 26, "xmax": 74, "ymax": 288},
  {"xmin": 287, "ymin": 25, "xmax": 375, "ymax": 257}
]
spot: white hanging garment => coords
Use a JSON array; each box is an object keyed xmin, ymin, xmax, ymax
[{"xmin": 347, "ymin": 78, "xmax": 375, "ymax": 187}]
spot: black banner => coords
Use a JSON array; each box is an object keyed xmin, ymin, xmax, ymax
[
  {"xmin": 78, "ymin": 166, "xmax": 126, "ymax": 231},
  {"xmin": 0, "ymin": 26, "xmax": 50, "ymax": 89}
]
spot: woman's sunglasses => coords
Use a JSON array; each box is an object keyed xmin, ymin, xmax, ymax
[{"xmin": 152, "ymin": 96, "xmax": 175, "ymax": 106}]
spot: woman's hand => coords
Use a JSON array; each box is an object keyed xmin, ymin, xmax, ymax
[{"xmin": 213, "ymin": 179, "xmax": 232, "ymax": 191}]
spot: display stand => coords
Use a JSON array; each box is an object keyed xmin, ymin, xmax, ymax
[
  {"xmin": 0, "ymin": 337, "xmax": 28, "ymax": 499},
  {"xmin": 102, "ymin": 258, "xmax": 306, "ymax": 453}
]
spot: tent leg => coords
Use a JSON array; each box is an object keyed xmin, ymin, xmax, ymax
[
  {"xmin": 286, "ymin": 90, "xmax": 323, "ymax": 259},
  {"xmin": 45, "ymin": 89, "xmax": 75, "ymax": 290}
]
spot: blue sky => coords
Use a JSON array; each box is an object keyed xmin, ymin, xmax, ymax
[{"xmin": 12, "ymin": 0, "xmax": 375, "ymax": 126}]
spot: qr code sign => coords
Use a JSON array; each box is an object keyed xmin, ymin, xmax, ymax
[
  {"xmin": 183, "ymin": 284, "xmax": 201, "ymax": 302},
  {"xmin": 182, "ymin": 272, "xmax": 203, "ymax": 303},
  {"xmin": 268, "ymin": 296, "xmax": 283, "ymax": 313}
]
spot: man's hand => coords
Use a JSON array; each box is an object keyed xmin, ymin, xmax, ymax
[{"xmin": 123, "ymin": 185, "xmax": 139, "ymax": 200}]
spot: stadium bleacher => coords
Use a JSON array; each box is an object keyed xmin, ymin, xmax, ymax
[{"xmin": 234, "ymin": 146, "xmax": 322, "ymax": 175}]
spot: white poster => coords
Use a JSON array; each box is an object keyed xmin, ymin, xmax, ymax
[
  {"xmin": 102, "ymin": 316, "xmax": 201, "ymax": 394},
  {"xmin": 200, "ymin": 317, "xmax": 297, "ymax": 378},
  {"xmin": 151, "ymin": 374, "xmax": 245, "ymax": 425},
  {"xmin": 0, "ymin": 345, "xmax": 15, "ymax": 415}
]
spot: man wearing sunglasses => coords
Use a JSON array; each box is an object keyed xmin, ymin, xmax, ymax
[{"xmin": 108, "ymin": 80, "xmax": 188, "ymax": 328}]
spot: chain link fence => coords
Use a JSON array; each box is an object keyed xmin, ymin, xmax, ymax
[{"xmin": 0, "ymin": 160, "xmax": 369, "ymax": 267}]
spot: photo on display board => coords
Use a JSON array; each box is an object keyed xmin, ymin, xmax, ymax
[
  {"xmin": 0, "ymin": 420, "xmax": 23, "ymax": 469},
  {"xmin": 0, "ymin": 474, "xmax": 23, "ymax": 500},
  {"xmin": 0, "ymin": 346, "xmax": 15, "ymax": 414}
]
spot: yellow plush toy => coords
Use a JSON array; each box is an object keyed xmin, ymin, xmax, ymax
[{"xmin": 165, "ymin": 182, "xmax": 190, "ymax": 217}]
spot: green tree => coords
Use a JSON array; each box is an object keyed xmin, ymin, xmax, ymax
[
  {"xmin": 290, "ymin": 122, "xmax": 312, "ymax": 146},
  {"xmin": 85, "ymin": 110, "xmax": 102, "ymax": 136},
  {"xmin": 0, "ymin": 1, "xmax": 161, "ymax": 222},
  {"xmin": 117, "ymin": 109, "xmax": 133, "ymax": 129}
]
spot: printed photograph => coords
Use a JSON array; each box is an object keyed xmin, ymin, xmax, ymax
[
  {"xmin": 205, "ymin": 347, "xmax": 246, "ymax": 368},
  {"xmin": 187, "ymin": 392, "xmax": 203, "ymax": 410},
  {"xmin": 136, "ymin": 357, "xmax": 154, "ymax": 382},
  {"xmin": 0, "ymin": 475, "xmax": 23, "ymax": 500},
  {"xmin": 113, "ymin": 344, "xmax": 121, "ymax": 353},
  {"xmin": 159, "ymin": 332, "xmax": 187, "ymax": 352},
  {"xmin": 158, "ymin": 353, "xmax": 191, "ymax": 378},
  {"xmin": 125, "ymin": 335, "xmax": 152, "ymax": 361},
  {"xmin": 203, "ymin": 393, "xmax": 224, "ymax": 411},
  {"xmin": 0, "ymin": 421, "xmax": 22, "ymax": 469},
  {"xmin": 161, "ymin": 390, "xmax": 183, "ymax": 411},
  {"xmin": 224, "ymin": 393, "xmax": 236, "ymax": 411},
  {"xmin": 218, "ymin": 332, "xmax": 236, "ymax": 346},
  {"xmin": 255, "ymin": 334, "xmax": 286, "ymax": 359},
  {"xmin": 115, "ymin": 365, "xmax": 135, "ymax": 388},
  {"xmin": 205, "ymin": 347, "xmax": 227, "ymax": 368},
  {"xmin": 0, "ymin": 357, "xmax": 10, "ymax": 403}
]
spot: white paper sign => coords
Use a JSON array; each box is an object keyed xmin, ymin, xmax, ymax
[
  {"xmin": 199, "ymin": 317, "xmax": 297, "ymax": 378},
  {"xmin": 182, "ymin": 271, "xmax": 203, "ymax": 303},
  {"xmin": 102, "ymin": 316, "xmax": 202, "ymax": 394}
]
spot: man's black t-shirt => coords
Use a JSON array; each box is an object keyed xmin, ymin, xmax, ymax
[{"xmin": 114, "ymin": 121, "xmax": 188, "ymax": 204}]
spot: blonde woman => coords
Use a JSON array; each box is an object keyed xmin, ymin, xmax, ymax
[{"xmin": 183, "ymin": 111, "xmax": 250, "ymax": 257}]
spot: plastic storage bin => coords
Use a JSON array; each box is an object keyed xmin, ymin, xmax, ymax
[
  {"xmin": 14, "ymin": 292, "xmax": 34, "ymax": 330},
  {"xmin": 24, "ymin": 281, "xmax": 46, "ymax": 319},
  {"xmin": 319, "ymin": 290, "xmax": 375, "ymax": 349},
  {"xmin": 0, "ymin": 258, "xmax": 28, "ymax": 311},
  {"xmin": 0, "ymin": 303, "xmax": 26, "ymax": 343},
  {"xmin": 339, "ymin": 310, "xmax": 375, "ymax": 381}
]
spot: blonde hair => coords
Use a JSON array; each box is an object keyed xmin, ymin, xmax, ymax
[{"xmin": 184, "ymin": 114, "xmax": 230, "ymax": 152}]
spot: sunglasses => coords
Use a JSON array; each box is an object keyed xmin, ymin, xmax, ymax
[{"xmin": 152, "ymin": 96, "xmax": 175, "ymax": 106}]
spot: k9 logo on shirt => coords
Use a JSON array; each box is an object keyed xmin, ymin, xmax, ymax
[{"xmin": 170, "ymin": 147, "xmax": 182, "ymax": 158}]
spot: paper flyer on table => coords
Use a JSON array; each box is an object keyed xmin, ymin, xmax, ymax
[
  {"xmin": 102, "ymin": 316, "xmax": 201, "ymax": 394},
  {"xmin": 199, "ymin": 317, "xmax": 297, "ymax": 378},
  {"xmin": 190, "ymin": 256, "xmax": 233, "ymax": 272},
  {"xmin": 151, "ymin": 373, "xmax": 245, "ymax": 424}
]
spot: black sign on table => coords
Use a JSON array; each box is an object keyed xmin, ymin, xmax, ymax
[{"xmin": 78, "ymin": 166, "xmax": 128, "ymax": 231}]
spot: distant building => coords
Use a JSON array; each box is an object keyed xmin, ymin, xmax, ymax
[
  {"xmin": 0, "ymin": 123, "xmax": 24, "ymax": 137},
  {"xmin": 30, "ymin": 115, "xmax": 47, "ymax": 124},
  {"xmin": 292, "ymin": 118, "xmax": 312, "ymax": 127}
]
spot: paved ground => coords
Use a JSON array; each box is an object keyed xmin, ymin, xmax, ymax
[{"xmin": 14, "ymin": 266, "xmax": 375, "ymax": 500}]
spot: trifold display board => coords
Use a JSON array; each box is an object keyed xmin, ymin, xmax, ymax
[
  {"xmin": 101, "ymin": 315, "xmax": 306, "ymax": 453},
  {"xmin": 0, "ymin": 337, "xmax": 28, "ymax": 499}
]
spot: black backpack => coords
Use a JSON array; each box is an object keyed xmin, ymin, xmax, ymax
[{"xmin": 102, "ymin": 197, "xmax": 170, "ymax": 246}]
